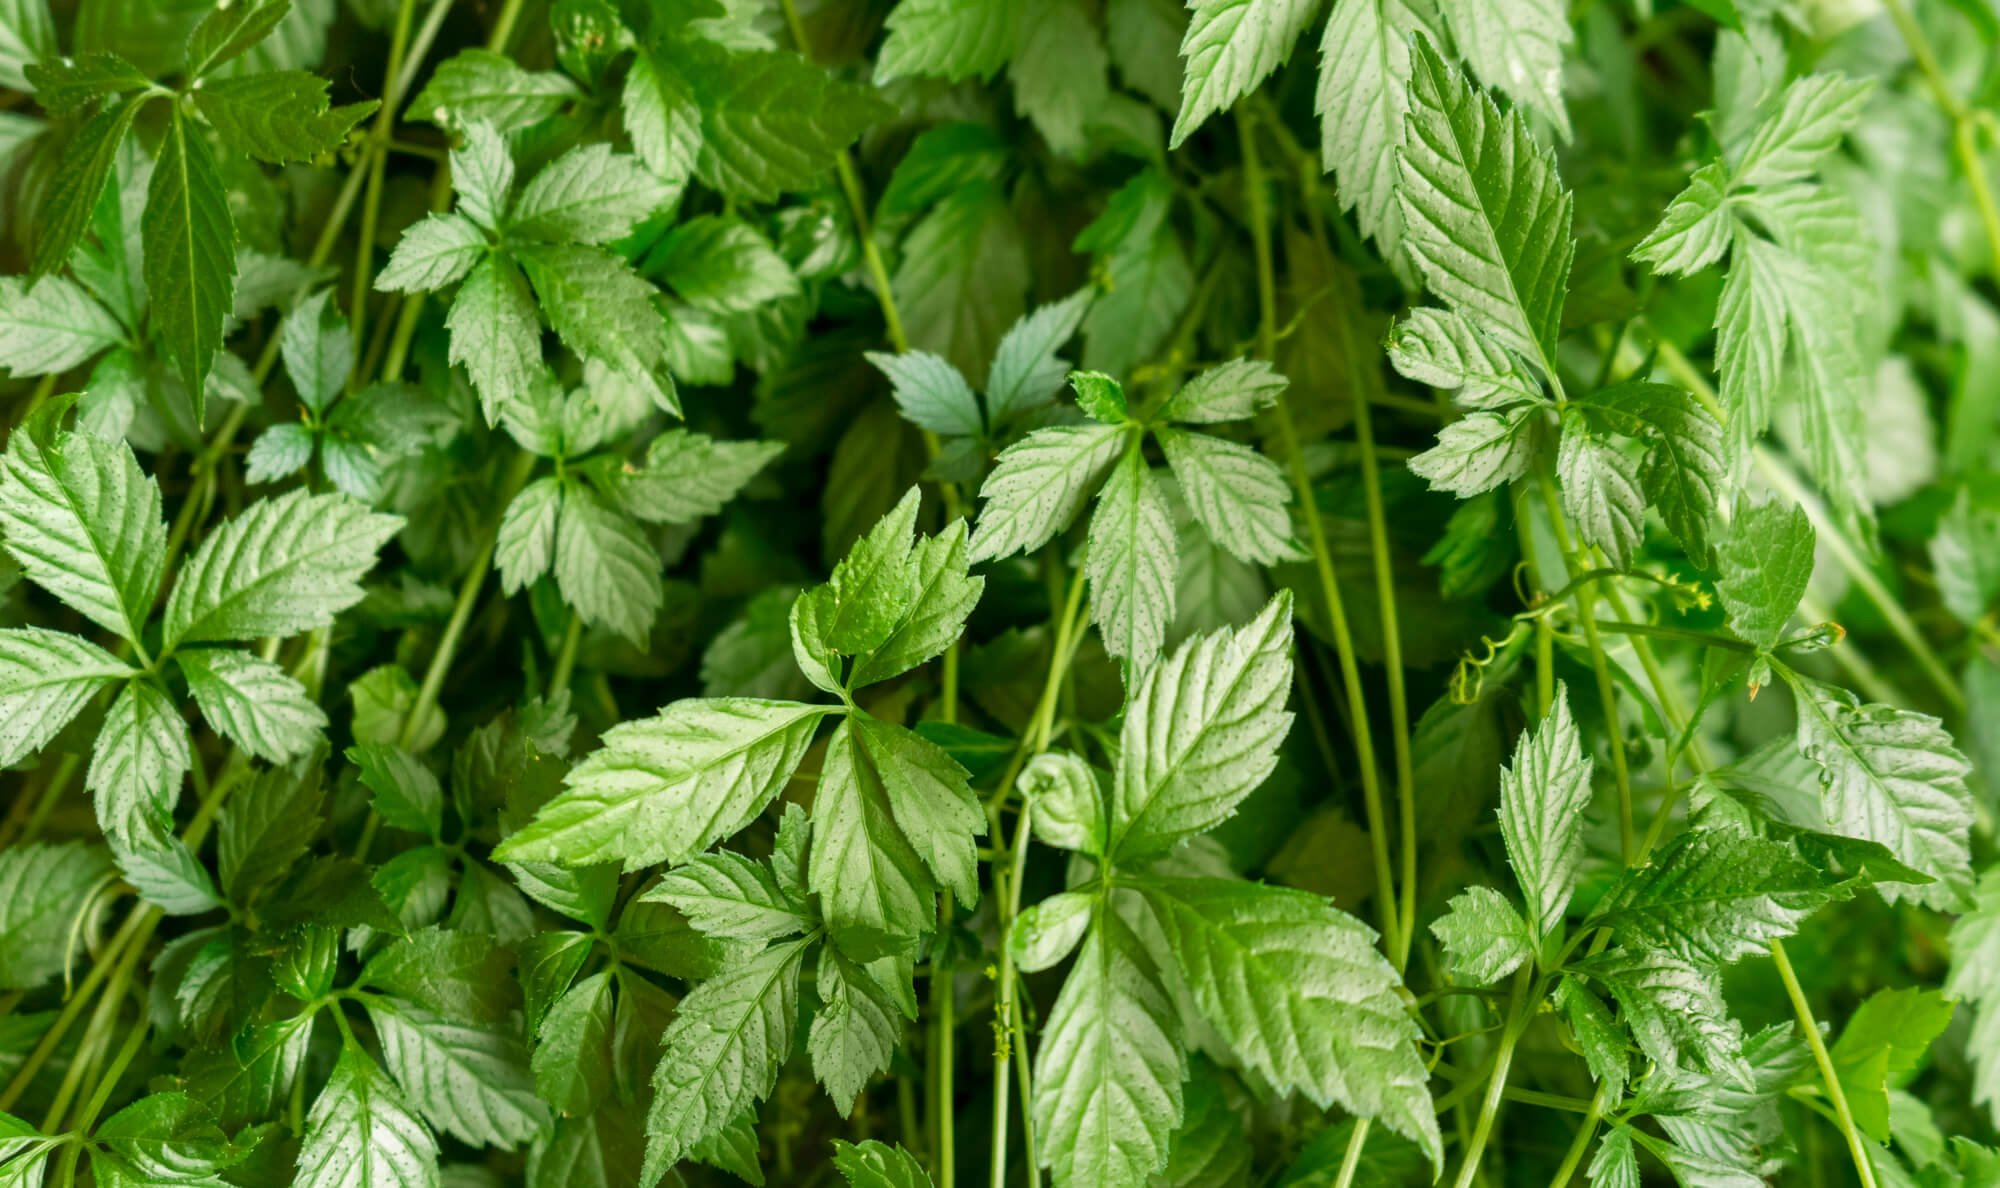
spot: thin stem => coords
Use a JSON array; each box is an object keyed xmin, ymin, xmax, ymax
[
  {"xmin": 1544, "ymin": 1082, "xmax": 1614, "ymax": 1188},
  {"xmin": 1771, "ymin": 939, "xmax": 1880, "ymax": 1188},
  {"xmin": 549, "ymin": 611, "xmax": 583, "ymax": 699},
  {"xmin": 1879, "ymin": 0, "xmax": 2000, "ymax": 281},
  {"xmin": 989, "ymin": 801, "xmax": 1034, "ymax": 1188},
  {"xmin": 1449, "ymin": 969, "xmax": 1535, "ymax": 1188},
  {"xmin": 350, "ymin": 0, "xmax": 418, "ymax": 352},
  {"xmin": 1236, "ymin": 105, "xmax": 1402, "ymax": 962},
  {"xmin": 930, "ymin": 893, "xmax": 956, "ymax": 1188}
]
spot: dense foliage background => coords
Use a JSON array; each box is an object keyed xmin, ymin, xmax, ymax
[{"xmin": 1, "ymin": 0, "xmax": 1999, "ymax": 1185}]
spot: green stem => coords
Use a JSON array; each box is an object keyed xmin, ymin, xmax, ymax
[
  {"xmin": 1236, "ymin": 105, "xmax": 1403, "ymax": 962},
  {"xmin": 1544, "ymin": 1082, "xmax": 1614, "ymax": 1188},
  {"xmin": 1771, "ymin": 939, "xmax": 1880, "ymax": 1188},
  {"xmin": 1449, "ymin": 968, "xmax": 1535, "ymax": 1188},
  {"xmin": 930, "ymin": 893, "xmax": 956, "ymax": 1188},
  {"xmin": 989, "ymin": 801, "xmax": 1034, "ymax": 1188},
  {"xmin": 549, "ymin": 611, "xmax": 583, "ymax": 699},
  {"xmin": 1879, "ymin": 0, "xmax": 2000, "ymax": 282},
  {"xmin": 350, "ymin": 0, "xmax": 418, "ymax": 353}
]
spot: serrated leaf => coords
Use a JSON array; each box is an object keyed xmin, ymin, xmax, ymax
[
  {"xmin": 1385, "ymin": 307, "xmax": 1542, "ymax": 410},
  {"xmin": 855, "ymin": 714, "xmax": 986, "ymax": 905},
  {"xmin": 1316, "ymin": 0, "xmax": 1437, "ymax": 265},
  {"xmin": 650, "ymin": 214, "xmax": 800, "ymax": 313},
  {"xmin": 31, "ymin": 93, "xmax": 148, "ymax": 280},
  {"xmin": 809, "ymin": 719, "xmax": 938, "ymax": 957},
  {"xmin": 348, "ymin": 743, "xmax": 444, "ymax": 837},
  {"xmin": 1731, "ymin": 74, "xmax": 1872, "ymax": 189},
  {"xmin": 1634, "ymin": 161, "xmax": 1733, "ymax": 275},
  {"xmin": 1397, "ymin": 36, "xmax": 1572, "ymax": 374},
  {"xmin": 642, "ymin": 935, "xmax": 809, "ymax": 1181},
  {"xmin": 179, "ymin": 649, "xmax": 327, "ymax": 763},
  {"xmin": 496, "ymin": 477, "xmax": 560, "ymax": 593},
  {"xmin": 193, "ymin": 70, "xmax": 375, "ymax": 164},
  {"xmin": 553, "ymin": 482, "xmax": 662, "ymax": 644},
  {"xmin": 609, "ymin": 431, "xmax": 781, "ymax": 525},
  {"xmin": 1086, "ymin": 447, "xmax": 1176, "ymax": 665},
  {"xmin": 366, "ymin": 999, "xmax": 547, "ymax": 1149},
  {"xmin": 359, "ymin": 927, "xmax": 521, "ymax": 1024},
  {"xmin": 0, "ymin": 841, "xmax": 114, "ymax": 991},
  {"xmin": 1829, "ymin": 987, "xmax": 1953, "ymax": 1143},
  {"xmin": 279, "ymin": 288, "xmax": 350, "ymax": 414},
  {"xmin": 144, "ymin": 108, "xmax": 237, "ymax": 411},
  {"xmin": 164, "ymin": 489, "xmax": 401, "ymax": 647},
  {"xmin": 1785, "ymin": 674, "xmax": 1975, "ymax": 910},
  {"xmin": 894, "ymin": 180, "xmax": 1030, "ymax": 385},
  {"xmin": 1407, "ymin": 405, "xmax": 1538, "ymax": 497},
  {"xmin": 1582, "ymin": 382, "xmax": 1725, "ymax": 566},
  {"xmin": 1170, "ymin": 0, "xmax": 1318, "ymax": 148},
  {"xmin": 0, "ymin": 275, "xmax": 127, "ymax": 376},
  {"xmin": 1587, "ymin": 827, "xmax": 1845, "ymax": 964},
  {"xmin": 1497, "ymin": 682, "xmax": 1593, "ymax": 943},
  {"xmin": 1555, "ymin": 977, "xmax": 1628, "ymax": 1102},
  {"xmin": 1159, "ymin": 358, "xmax": 1288, "ymax": 425},
  {"xmin": 1443, "ymin": 0, "xmax": 1572, "ymax": 138},
  {"xmin": 682, "ymin": 43, "xmax": 895, "ymax": 203},
  {"xmin": 516, "ymin": 243, "xmax": 671, "ymax": 409},
  {"xmin": 1713, "ymin": 499, "xmax": 1812, "ymax": 651},
  {"xmin": 1430, "ymin": 885, "xmax": 1533, "ymax": 986},
  {"xmin": 987, "ymin": 289, "xmax": 1093, "ymax": 420},
  {"xmin": 218, "ymin": 762, "xmax": 324, "ymax": 904},
  {"xmin": 496, "ymin": 699, "xmax": 830, "ymax": 870},
  {"xmin": 30, "ymin": 54, "xmax": 150, "ymax": 117},
  {"xmin": 1144, "ymin": 878, "xmax": 1442, "ymax": 1166},
  {"xmin": 646, "ymin": 851, "xmax": 811, "ymax": 943},
  {"xmin": 1158, "ymin": 429, "xmax": 1301, "ymax": 566},
  {"xmin": 532, "ymin": 970, "xmax": 615, "ymax": 1117},
  {"xmin": 849, "ymin": 520, "xmax": 984, "ymax": 688},
  {"xmin": 876, "ymin": 0, "xmax": 1019, "ymax": 82},
  {"xmin": 1111, "ymin": 592, "xmax": 1294, "ymax": 862},
  {"xmin": 811, "ymin": 949, "xmax": 905, "ymax": 1116},
  {"xmin": 295, "ymin": 1043, "xmax": 439, "ymax": 1188},
  {"xmin": 868, "ymin": 350, "xmax": 982, "ymax": 437},
  {"xmin": 1032, "ymin": 912, "xmax": 1185, "ymax": 1188},
  {"xmin": 447, "ymin": 256, "xmax": 540, "ymax": 423},
  {"xmin": 969, "ymin": 423, "xmax": 1130, "ymax": 563},
  {"xmin": 1556, "ymin": 409, "xmax": 1646, "ymax": 570},
  {"xmin": 0, "ymin": 411, "xmax": 165, "ymax": 643},
  {"xmin": 87, "ymin": 678, "xmax": 190, "ymax": 847},
  {"xmin": 413, "ymin": 48, "xmax": 579, "ymax": 131},
  {"xmin": 1576, "ymin": 947, "xmax": 1747, "ymax": 1083},
  {"xmin": 376, "ymin": 212, "xmax": 488, "ymax": 293},
  {"xmin": 511, "ymin": 144, "xmax": 671, "ymax": 246}
]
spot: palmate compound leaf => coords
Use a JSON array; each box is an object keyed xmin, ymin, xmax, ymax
[
  {"xmin": 1580, "ymin": 382, "xmax": 1727, "ymax": 567},
  {"xmin": 1585, "ymin": 827, "xmax": 1849, "ymax": 965},
  {"xmin": 1783, "ymin": 672, "xmax": 1976, "ymax": 910},
  {"xmin": 0, "ymin": 402, "xmax": 165, "ymax": 644},
  {"xmin": 1396, "ymin": 35, "xmax": 1573, "ymax": 378},
  {"xmin": 643, "ymin": 934, "xmax": 812, "ymax": 1182},
  {"xmin": 1109, "ymin": 592, "xmax": 1294, "ymax": 863},
  {"xmin": 1497, "ymin": 682, "xmax": 1593, "ymax": 944},
  {"xmin": 494, "ymin": 699, "xmax": 834, "ymax": 870},
  {"xmin": 1032, "ymin": 910, "xmax": 1185, "ymax": 1188},
  {"xmin": 1085, "ymin": 445, "xmax": 1176, "ymax": 665},
  {"xmin": 1143, "ymin": 878, "xmax": 1442, "ymax": 1168},
  {"xmin": 296, "ymin": 1042, "xmax": 439, "ymax": 1188},
  {"xmin": 164, "ymin": 489, "xmax": 401, "ymax": 648},
  {"xmin": 847, "ymin": 520, "xmax": 985, "ymax": 688}
]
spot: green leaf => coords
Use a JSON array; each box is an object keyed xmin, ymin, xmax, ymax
[
  {"xmin": 0, "ymin": 841, "xmax": 114, "ymax": 991},
  {"xmin": 849, "ymin": 519, "xmax": 985, "ymax": 688},
  {"xmin": 1169, "ymin": 0, "xmax": 1318, "ymax": 149},
  {"xmin": 192, "ymin": 70, "xmax": 376, "ymax": 164},
  {"xmin": 358, "ymin": 927, "xmax": 521, "ymax": 1025},
  {"xmin": 681, "ymin": 43, "xmax": 895, "ymax": 203},
  {"xmin": 1731, "ymin": 74, "xmax": 1873, "ymax": 189},
  {"xmin": 1589, "ymin": 1127, "xmax": 1640, "ymax": 1188},
  {"xmin": 1156, "ymin": 1069, "xmax": 1253, "ymax": 1188},
  {"xmin": 1714, "ymin": 499, "xmax": 1813, "ymax": 651},
  {"xmin": 1407, "ymin": 405, "xmax": 1539, "ymax": 497},
  {"xmin": 876, "ymin": 0, "xmax": 1020, "ymax": 82},
  {"xmin": 179, "ymin": 649, "xmax": 328, "ymax": 763},
  {"xmin": 1010, "ymin": 0, "xmax": 1111, "ymax": 158},
  {"xmin": 1110, "ymin": 591, "xmax": 1294, "ymax": 862},
  {"xmin": 375, "ymin": 212, "xmax": 488, "ymax": 293},
  {"xmin": 1829, "ymin": 987, "xmax": 1953, "ymax": 1143},
  {"xmin": 1384, "ymin": 308, "xmax": 1542, "ymax": 410},
  {"xmin": 143, "ymin": 108, "xmax": 237, "ymax": 411},
  {"xmin": 1575, "ymin": 946, "xmax": 1747, "ymax": 1083},
  {"xmin": 809, "ymin": 719, "xmax": 939, "ymax": 957},
  {"xmin": 643, "ymin": 935, "xmax": 810, "ymax": 1181},
  {"xmin": 650, "ymin": 214, "xmax": 801, "ymax": 313},
  {"xmin": 552, "ymin": 481, "xmax": 663, "ymax": 644},
  {"xmin": 294, "ymin": 1042, "xmax": 439, "ymax": 1188},
  {"xmin": 868, "ymin": 350, "xmax": 982, "ymax": 437},
  {"xmin": 184, "ymin": 0, "xmax": 289, "ymax": 77},
  {"xmin": 533, "ymin": 971, "xmax": 615, "ymax": 1117},
  {"xmin": 1586, "ymin": 827, "xmax": 1845, "ymax": 964},
  {"xmin": 1144, "ymin": 878, "xmax": 1442, "ymax": 1166},
  {"xmin": 278, "ymin": 288, "xmax": 350, "ymax": 415},
  {"xmin": 1159, "ymin": 358, "xmax": 1288, "ymax": 424},
  {"xmin": 0, "ymin": 408, "xmax": 165, "ymax": 643},
  {"xmin": 1633, "ymin": 162, "xmax": 1733, "ymax": 276},
  {"xmin": 1032, "ymin": 912, "xmax": 1185, "ymax": 1188},
  {"xmin": 823, "ymin": 487, "xmax": 921, "ymax": 656},
  {"xmin": 969, "ymin": 423, "xmax": 1130, "ymax": 563},
  {"xmin": 367, "ymin": 998, "xmax": 548, "ymax": 1149},
  {"xmin": 1011, "ymin": 890, "xmax": 1096, "ymax": 972},
  {"xmin": 1396, "ymin": 36, "xmax": 1572, "ymax": 375},
  {"xmin": 1020, "ymin": 751, "xmax": 1109, "ymax": 856},
  {"xmin": 87, "ymin": 679, "xmax": 190, "ymax": 847},
  {"xmin": 1946, "ymin": 866, "xmax": 2000, "ymax": 1003},
  {"xmin": 622, "ymin": 48, "xmax": 700, "ymax": 188},
  {"xmin": 1442, "ymin": 0, "xmax": 1572, "ymax": 138},
  {"xmin": 0, "ymin": 0, "xmax": 55, "ymax": 91},
  {"xmin": 446, "ymin": 257, "xmax": 541, "ymax": 424},
  {"xmin": 1430, "ymin": 885, "xmax": 1533, "ymax": 986},
  {"xmin": 412, "ymin": 48, "xmax": 579, "ymax": 131},
  {"xmin": 608, "ymin": 431, "xmax": 781, "ymax": 525},
  {"xmin": 1315, "ymin": 0, "xmax": 1438, "ymax": 265},
  {"xmin": 986, "ymin": 289, "xmax": 1094, "ymax": 421},
  {"xmin": 496, "ymin": 477, "xmax": 560, "ymax": 593},
  {"xmin": 496, "ymin": 699, "xmax": 831, "ymax": 870},
  {"xmin": 1554, "ymin": 977, "xmax": 1629, "ymax": 1102},
  {"xmin": 448, "ymin": 120, "xmax": 514, "ymax": 231},
  {"xmin": 1158, "ymin": 429, "xmax": 1301, "ymax": 566},
  {"xmin": 0, "ymin": 275, "xmax": 126, "ymax": 376},
  {"xmin": 1086, "ymin": 446, "xmax": 1176, "ymax": 665},
  {"xmin": 811, "ymin": 948, "xmax": 907, "ymax": 1116},
  {"xmin": 163, "ymin": 489, "xmax": 401, "ymax": 647},
  {"xmin": 854, "ymin": 714, "xmax": 986, "ymax": 906},
  {"xmin": 894, "ymin": 180, "xmax": 1030, "ymax": 385},
  {"xmin": 1582, "ymin": 382, "xmax": 1726, "ymax": 567},
  {"xmin": 1555, "ymin": 409, "xmax": 1646, "ymax": 570},
  {"xmin": 1497, "ymin": 682, "xmax": 1593, "ymax": 944},
  {"xmin": 832, "ymin": 1139, "xmax": 934, "ymax": 1187},
  {"xmin": 510, "ymin": 144, "xmax": 672, "ymax": 246},
  {"xmin": 31, "ymin": 93, "xmax": 148, "ymax": 280},
  {"xmin": 646, "ymin": 851, "xmax": 812, "ymax": 943},
  {"xmin": 348, "ymin": 744, "xmax": 444, "ymax": 837},
  {"xmin": 218, "ymin": 761, "xmax": 325, "ymax": 904},
  {"xmin": 1784, "ymin": 673, "xmax": 1975, "ymax": 910}
]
